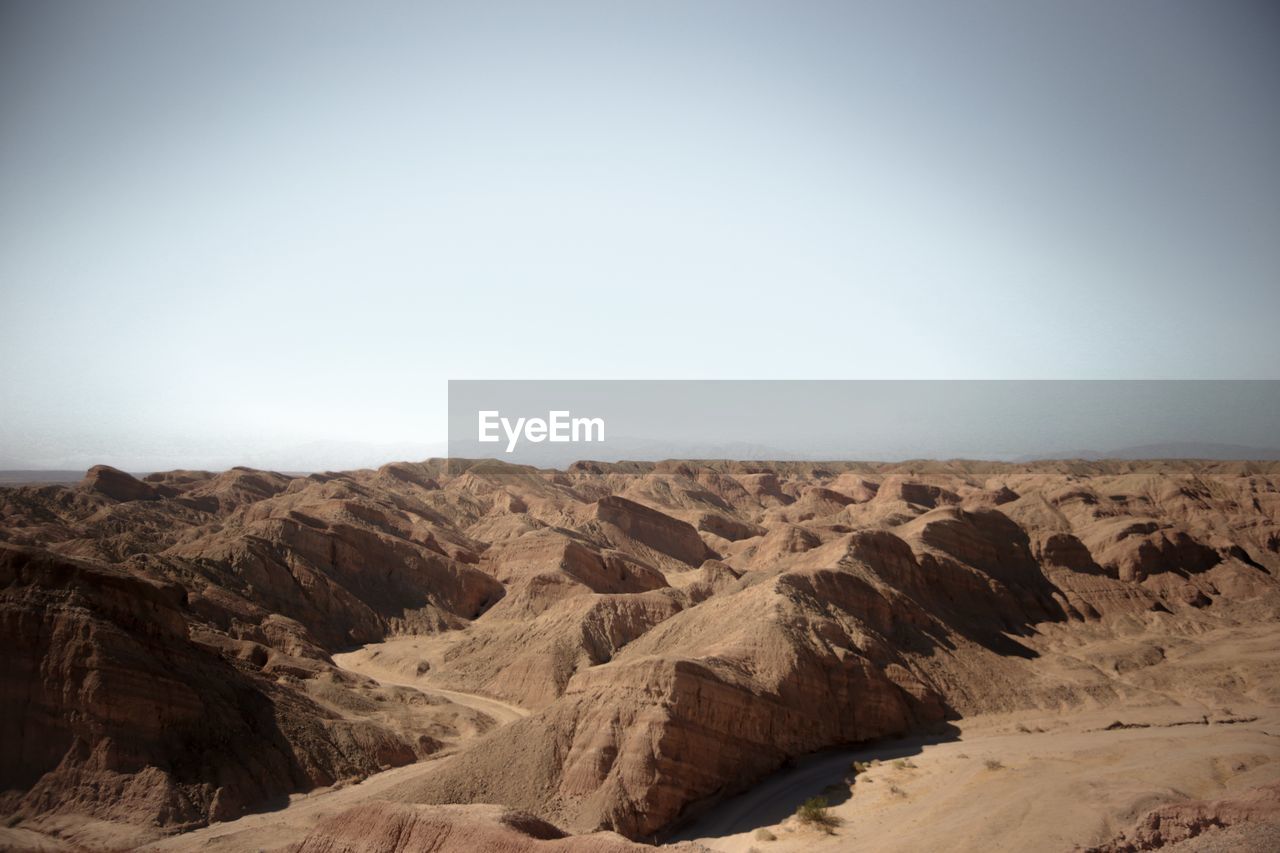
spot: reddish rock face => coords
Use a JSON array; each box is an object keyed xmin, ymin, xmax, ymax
[
  {"xmin": 873, "ymin": 476, "xmax": 962, "ymax": 509},
  {"xmin": 1087, "ymin": 781, "xmax": 1280, "ymax": 852},
  {"xmin": 1035, "ymin": 531, "xmax": 1102, "ymax": 572},
  {"xmin": 0, "ymin": 545, "xmax": 378, "ymax": 827},
  {"xmin": 79, "ymin": 465, "xmax": 161, "ymax": 502},
  {"xmin": 588, "ymin": 496, "xmax": 716, "ymax": 567}
]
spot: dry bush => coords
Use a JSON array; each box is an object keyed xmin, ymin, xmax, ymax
[{"xmin": 795, "ymin": 796, "xmax": 842, "ymax": 833}]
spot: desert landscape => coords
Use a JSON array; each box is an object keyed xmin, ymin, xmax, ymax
[
  {"xmin": 1, "ymin": 458, "xmax": 1278, "ymax": 852},
  {"xmin": 5, "ymin": 0, "xmax": 1277, "ymax": 850}
]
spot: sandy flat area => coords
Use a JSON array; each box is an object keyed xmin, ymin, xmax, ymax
[{"xmin": 680, "ymin": 707, "xmax": 1280, "ymax": 852}]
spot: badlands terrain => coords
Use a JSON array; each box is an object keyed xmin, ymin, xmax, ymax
[{"xmin": 1, "ymin": 458, "xmax": 1278, "ymax": 852}]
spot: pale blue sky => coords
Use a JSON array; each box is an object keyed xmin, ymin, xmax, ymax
[{"xmin": 2, "ymin": 1, "xmax": 1278, "ymax": 469}]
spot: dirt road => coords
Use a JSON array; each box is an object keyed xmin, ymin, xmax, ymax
[{"xmin": 332, "ymin": 649, "xmax": 530, "ymax": 725}]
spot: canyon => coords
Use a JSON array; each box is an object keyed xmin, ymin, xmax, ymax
[{"xmin": 1, "ymin": 458, "xmax": 1278, "ymax": 851}]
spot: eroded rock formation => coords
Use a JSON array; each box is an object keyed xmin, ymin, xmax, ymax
[{"xmin": 1, "ymin": 458, "xmax": 1278, "ymax": 848}]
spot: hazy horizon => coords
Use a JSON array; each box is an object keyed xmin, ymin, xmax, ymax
[
  {"xmin": 3, "ymin": 1, "xmax": 1278, "ymax": 470},
  {"xmin": 7, "ymin": 440, "xmax": 1280, "ymax": 478}
]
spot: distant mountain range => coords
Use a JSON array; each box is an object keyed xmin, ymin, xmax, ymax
[
  {"xmin": 1018, "ymin": 442, "xmax": 1280, "ymax": 462},
  {"xmin": 0, "ymin": 470, "xmax": 86, "ymax": 486},
  {"xmin": 4, "ymin": 442, "xmax": 1279, "ymax": 485}
]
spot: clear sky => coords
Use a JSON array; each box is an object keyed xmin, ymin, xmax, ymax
[{"xmin": 2, "ymin": 1, "xmax": 1278, "ymax": 470}]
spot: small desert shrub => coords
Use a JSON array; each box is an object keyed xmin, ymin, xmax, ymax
[
  {"xmin": 957, "ymin": 752, "xmax": 970, "ymax": 759},
  {"xmin": 889, "ymin": 784, "xmax": 907, "ymax": 797},
  {"xmin": 754, "ymin": 828, "xmax": 777, "ymax": 841},
  {"xmin": 796, "ymin": 796, "xmax": 827, "ymax": 821},
  {"xmin": 795, "ymin": 796, "xmax": 841, "ymax": 833},
  {"xmin": 984, "ymin": 758, "xmax": 1004, "ymax": 771},
  {"xmin": 892, "ymin": 758, "xmax": 916, "ymax": 770},
  {"xmin": 1015, "ymin": 723, "xmax": 1031, "ymax": 733}
]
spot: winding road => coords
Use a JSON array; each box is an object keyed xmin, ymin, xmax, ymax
[{"xmin": 331, "ymin": 650, "xmax": 530, "ymax": 725}]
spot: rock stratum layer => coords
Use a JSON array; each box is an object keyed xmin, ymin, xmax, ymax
[{"xmin": 2, "ymin": 459, "xmax": 1279, "ymax": 850}]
